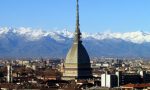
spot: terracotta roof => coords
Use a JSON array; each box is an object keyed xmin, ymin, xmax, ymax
[
  {"xmin": 122, "ymin": 83, "xmax": 150, "ymax": 88},
  {"xmin": 0, "ymin": 83, "xmax": 19, "ymax": 89}
]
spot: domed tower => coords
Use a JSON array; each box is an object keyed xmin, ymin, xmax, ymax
[{"xmin": 62, "ymin": 0, "xmax": 92, "ymax": 80}]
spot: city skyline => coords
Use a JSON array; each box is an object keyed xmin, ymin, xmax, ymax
[
  {"xmin": 0, "ymin": 0, "xmax": 150, "ymax": 33},
  {"xmin": 1, "ymin": 0, "xmax": 150, "ymax": 89}
]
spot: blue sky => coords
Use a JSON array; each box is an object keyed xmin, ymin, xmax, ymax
[{"xmin": 0, "ymin": 0, "xmax": 150, "ymax": 33}]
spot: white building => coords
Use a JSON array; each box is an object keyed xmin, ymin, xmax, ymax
[
  {"xmin": 7, "ymin": 64, "xmax": 13, "ymax": 83},
  {"xmin": 101, "ymin": 73, "xmax": 118, "ymax": 88}
]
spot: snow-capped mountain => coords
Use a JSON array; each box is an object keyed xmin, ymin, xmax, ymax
[{"xmin": 0, "ymin": 27, "xmax": 150, "ymax": 58}]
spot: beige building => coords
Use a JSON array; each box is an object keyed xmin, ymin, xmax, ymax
[{"xmin": 62, "ymin": 0, "xmax": 92, "ymax": 80}]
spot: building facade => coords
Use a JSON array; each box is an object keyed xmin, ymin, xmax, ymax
[{"xmin": 101, "ymin": 73, "xmax": 118, "ymax": 88}]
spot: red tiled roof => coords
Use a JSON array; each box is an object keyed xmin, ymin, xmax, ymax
[{"xmin": 122, "ymin": 83, "xmax": 150, "ymax": 88}]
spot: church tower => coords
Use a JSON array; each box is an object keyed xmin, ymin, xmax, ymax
[{"xmin": 62, "ymin": 0, "xmax": 92, "ymax": 80}]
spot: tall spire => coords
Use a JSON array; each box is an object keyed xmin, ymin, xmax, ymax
[
  {"xmin": 62, "ymin": 0, "xmax": 92, "ymax": 80},
  {"xmin": 74, "ymin": 0, "xmax": 81, "ymax": 43}
]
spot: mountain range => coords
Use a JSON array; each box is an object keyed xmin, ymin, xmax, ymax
[{"xmin": 0, "ymin": 27, "xmax": 150, "ymax": 58}]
